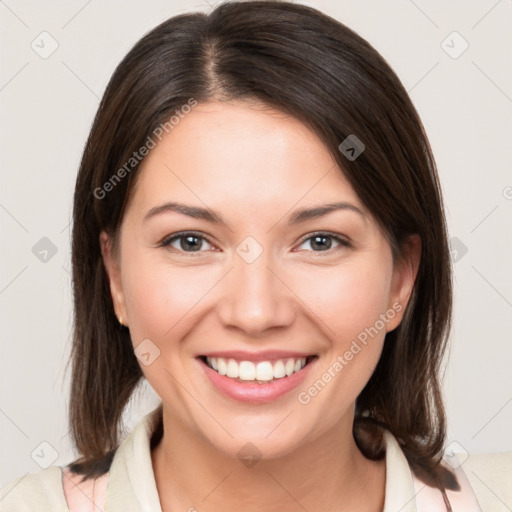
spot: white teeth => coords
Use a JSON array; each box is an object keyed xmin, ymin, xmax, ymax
[
  {"xmin": 273, "ymin": 360, "xmax": 286, "ymax": 378},
  {"xmin": 205, "ymin": 356, "xmax": 309, "ymax": 382},
  {"xmin": 226, "ymin": 359, "xmax": 239, "ymax": 378},
  {"xmin": 255, "ymin": 361, "xmax": 274, "ymax": 381},
  {"xmin": 285, "ymin": 358, "xmax": 295, "ymax": 376},
  {"xmin": 217, "ymin": 358, "xmax": 227, "ymax": 376},
  {"xmin": 239, "ymin": 361, "xmax": 255, "ymax": 380}
]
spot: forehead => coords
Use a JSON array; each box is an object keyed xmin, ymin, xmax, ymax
[{"xmin": 127, "ymin": 100, "xmax": 363, "ymax": 218}]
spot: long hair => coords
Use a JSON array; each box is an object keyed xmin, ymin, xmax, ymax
[{"xmin": 67, "ymin": 0, "xmax": 453, "ymax": 502}]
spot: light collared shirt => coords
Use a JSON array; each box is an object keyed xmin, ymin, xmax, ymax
[{"xmin": 1, "ymin": 403, "xmax": 510, "ymax": 511}]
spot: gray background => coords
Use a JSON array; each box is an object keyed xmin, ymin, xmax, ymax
[{"xmin": 1, "ymin": 0, "xmax": 511, "ymax": 488}]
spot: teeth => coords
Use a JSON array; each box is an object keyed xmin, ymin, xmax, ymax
[
  {"xmin": 205, "ymin": 356, "xmax": 308, "ymax": 382},
  {"xmin": 226, "ymin": 359, "xmax": 239, "ymax": 378},
  {"xmin": 239, "ymin": 361, "xmax": 255, "ymax": 380},
  {"xmin": 273, "ymin": 360, "xmax": 286, "ymax": 378},
  {"xmin": 285, "ymin": 358, "xmax": 295, "ymax": 376},
  {"xmin": 217, "ymin": 358, "xmax": 227, "ymax": 376},
  {"xmin": 255, "ymin": 361, "xmax": 273, "ymax": 381}
]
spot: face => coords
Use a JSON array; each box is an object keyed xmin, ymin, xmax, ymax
[{"xmin": 100, "ymin": 100, "xmax": 418, "ymax": 460}]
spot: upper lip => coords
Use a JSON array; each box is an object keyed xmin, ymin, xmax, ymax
[{"xmin": 197, "ymin": 350, "xmax": 316, "ymax": 363}]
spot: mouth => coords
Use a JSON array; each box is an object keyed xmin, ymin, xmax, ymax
[{"xmin": 197, "ymin": 354, "xmax": 318, "ymax": 384}]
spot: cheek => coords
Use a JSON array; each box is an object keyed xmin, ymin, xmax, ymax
[
  {"xmin": 290, "ymin": 259, "xmax": 393, "ymax": 344},
  {"xmin": 121, "ymin": 249, "xmax": 219, "ymax": 345},
  {"xmin": 293, "ymin": 261, "xmax": 393, "ymax": 424}
]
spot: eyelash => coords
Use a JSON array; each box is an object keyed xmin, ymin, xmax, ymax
[
  {"xmin": 160, "ymin": 231, "xmax": 216, "ymax": 255},
  {"xmin": 160, "ymin": 231, "xmax": 351, "ymax": 255},
  {"xmin": 297, "ymin": 232, "xmax": 352, "ymax": 253}
]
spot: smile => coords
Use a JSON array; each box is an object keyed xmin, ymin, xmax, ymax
[
  {"xmin": 197, "ymin": 353, "xmax": 318, "ymax": 403},
  {"xmin": 203, "ymin": 356, "xmax": 313, "ymax": 383}
]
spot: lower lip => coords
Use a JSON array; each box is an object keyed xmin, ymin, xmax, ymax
[{"xmin": 197, "ymin": 357, "xmax": 317, "ymax": 404}]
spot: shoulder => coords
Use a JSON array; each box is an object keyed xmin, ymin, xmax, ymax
[
  {"xmin": 409, "ymin": 448, "xmax": 512, "ymax": 511},
  {"xmin": 0, "ymin": 466, "xmax": 69, "ymax": 512},
  {"xmin": 454, "ymin": 450, "xmax": 512, "ymax": 510},
  {"xmin": 61, "ymin": 465, "xmax": 109, "ymax": 510}
]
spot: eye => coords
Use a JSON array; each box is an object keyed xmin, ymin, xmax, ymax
[
  {"xmin": 161, "ymin": 232, "xmax": 215, "ymax": 253},
  {"xmin": 296, "ymin": 232, "xmax": 351, "ymax": 252}
]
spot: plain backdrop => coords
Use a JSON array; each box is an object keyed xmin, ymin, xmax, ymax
[{"xmin": 1, "ymin": 0, "xmax": 511, "ymax": 488}]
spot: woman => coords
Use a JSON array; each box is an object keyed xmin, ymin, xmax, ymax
[{"xmin": 1, "ymin": 1, "xmax": 509, "ymax": 511}]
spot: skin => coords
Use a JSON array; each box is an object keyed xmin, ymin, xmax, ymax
[{"xmin": 100, "ymin": 100, "xmax": 420, "ymax": 512}]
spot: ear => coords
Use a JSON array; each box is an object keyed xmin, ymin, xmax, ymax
[
  {"xmin": 385, "ymin": 234, "xmax": 421, "ymax": 332},
  {"xmin": 99, "ymin": 230, "xmax": 128, "ymax": 327}
]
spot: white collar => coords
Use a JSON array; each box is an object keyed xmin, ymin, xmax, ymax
[{"xmin": 104, "ymin": 403, "xmax": 481, "ymax": 512}]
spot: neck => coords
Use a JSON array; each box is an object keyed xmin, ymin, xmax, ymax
[{"xmin": 151, "ymin": 407, "xmax": 386, "ymax": 512}]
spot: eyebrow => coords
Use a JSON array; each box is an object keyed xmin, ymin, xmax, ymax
[
  {"xmin": 143, "ymin": 201, "xmax": 366, "ymax": 225},
  {"xmin": 143, "ymin": 202, "xmax": 226, "ymax": 225},
  {"xmin": 287, "ymin": 202, "xmax": 366, "ymax": 224}
]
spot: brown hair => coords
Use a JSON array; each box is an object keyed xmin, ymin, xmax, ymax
[{"xmin": 67, "ymin": 0, "xmax": 454, "ymax": 504}]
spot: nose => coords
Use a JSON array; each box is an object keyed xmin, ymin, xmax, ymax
[{"xmin": 216, "ymin": 250, "xmax": 296, "ymax": 336}]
